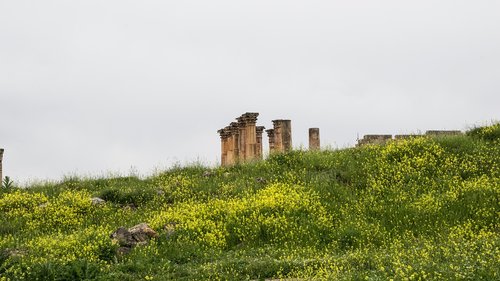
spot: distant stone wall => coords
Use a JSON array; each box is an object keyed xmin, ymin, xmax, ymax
[
  {"xmin": 425, "ymin": 130, "xmax": 463, "ymax": 136},
  {"xmin": 357, "ymin": 135, "xmax": 392, "ymax": 147},
  {"xmin": 357, "ymin": 130, "xmax": 463, "ymax": 146}
]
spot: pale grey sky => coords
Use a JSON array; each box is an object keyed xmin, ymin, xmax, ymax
[{"xmin": 1, "ymin": 0, "xmax": 499, "ymax": 183}]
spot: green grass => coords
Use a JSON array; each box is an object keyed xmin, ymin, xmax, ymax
[{"xmin": 1, "ymin": 124, "xmax": 499, "ymax": 280}]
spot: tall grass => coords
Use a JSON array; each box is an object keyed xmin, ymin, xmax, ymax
[{"xmin": 0, "ymin": 124, "xmax": 499, "ymax": 280}]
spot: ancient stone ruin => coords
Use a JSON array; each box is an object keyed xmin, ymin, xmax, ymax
[
  {"xmin": 267, "ymin": 119, "xmax": 292, "ymax": 154},
  {"xmin": 425, "ymin": 130, "xmax": 463, "ymax": 136},
  {"xmin": 218, "ymin": 113, "xmax": 264, "ymax": 166},
  {"xmin": 0, "ymin": 148, "xmax": 3, "ymax": 183},
  {"xmin": 309, "ymin": 128, "xmax": 320, "ymax": 150},
  {"xmin": 218, "ymin": 113, "xmax": 300, "ymax": 166},
  {"xmin": 357, "ymin": 130, "xmax": 464, "ymax": 146},
  {"xmin": 356, "ymin": 135, "xmax": 393, "ymax": 147}
]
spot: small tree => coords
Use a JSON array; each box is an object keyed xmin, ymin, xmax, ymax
[{"xmin": 2, "ymin": 176, "xmax": 14, "ymax": 189}]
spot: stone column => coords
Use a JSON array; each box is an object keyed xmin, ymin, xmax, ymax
[
  {"xmin": 0, "ymin": 148, "xmax": 3, "ymax": 184},
  {"xmin": 242, "ymin": 112, "xmax": 259, "ymax": 161},
  {"xmin": 266, "ymin": 129, "xmax": 275, "ymax": 153},
  {"xmin": 218, "ymin": 129, "xmax": 229, "ymax": 166},
  {"xmin": 309, "ymin": 128, "xmax": 320, "ymax": 150},
  {"xmin": 229, "ymin": 122, "xmax": 240, "ymax": 164},
  {"xmin": 256, "ymin": 126, "xmax": 265, "ymax": 159},
  {"xmin": 272, "ymin": 120, "xmax": 292, "ymax": 152},
  {"xmin": 236, "ymin": 117, "xmax": 246, "ymax": 161}
]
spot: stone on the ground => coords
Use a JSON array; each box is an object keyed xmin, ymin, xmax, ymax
[
  {"xmin": 110, "ymin": 223, "xmax": 158, "ymax": 250},
  {"xmin": 91, "ymin": 197, "xmax": 106, "ymax": 205}
]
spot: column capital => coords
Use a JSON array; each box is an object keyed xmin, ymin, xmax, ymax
[
  {"xmin": 236, "ymin": 117, "xmax": 247, "ymax": 128},
  {"xmin": 265, "ymin": 129, "xmax": 275, "ymax": 137},
  {"xmin": 256, "ymin": 126, "xmax": 265, "ymax": 134},
  {"xmin": 272, "ymin": 119, "xmax": 291, "ymax": 128},
  {"xmin": 240, "ymin": 112, "xmax": 259, "ymax": 124},
  {"xmin": 217, "ymin": 128, "xmax": 230, "ymax": 139},
  {"xmin": 229, "ymin": 122, "xmax": 240, "ymax": 134}
]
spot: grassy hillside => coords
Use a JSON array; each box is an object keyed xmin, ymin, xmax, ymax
[{"xmin": 1, "ymin": 124, "xmax": 499, "ymax": 280}]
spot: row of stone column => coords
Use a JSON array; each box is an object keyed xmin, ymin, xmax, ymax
[
  {"xmin": 217, "ymin": 113, "xmax": 265, "ymax": 166},
  {"xmin": 218, "ymin": 113, "xmax": 322, "ymax": 166}
]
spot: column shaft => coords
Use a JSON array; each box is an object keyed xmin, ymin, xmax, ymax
[
  {"xmin": 309, "ymin": 128, "xmax": 320, "ymax": 150},
  {"xmin": 272, "ymin": 120, "xmax": 292, "ymax": 152}
]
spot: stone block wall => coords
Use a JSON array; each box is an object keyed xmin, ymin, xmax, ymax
[
  {"xmin": 358, "ymin": 130, "xmax": 463, "ymax": 146},
  {"xmin": 425, "ymin": 130, "xmax": 463, "ymax": 136},
  {"xmin": 357, "ymin": 135, "xmax": 392, "ymax": 146}
]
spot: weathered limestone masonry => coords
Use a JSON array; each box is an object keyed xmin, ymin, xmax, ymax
[
  {"xmin": 256, "ymin": 126, "xmax": 265, "ymax": 159},
  {"xmin": 0, "ymin": 148, "xmax": 3, "ymax": 183},
  {"xmin": 272, "ymin": 120, "xmax": 292, "ymax": 153},
  {"xmin": 266, "ymin": 129, "xmax": 275, "ymax": 153},
  {"xmin": 242, "ymin": 113, "xmax": 259, "ymax": 160},
  {"xmin": 309, "ymin": 128, "xmax": 320, "ymax": 150},
  {"xmin": 218, "ymin": 113, "xmax": 264, "ymax": 166},
  {"xmin": 358, "ymin": 130, "xmax": 463, "ymax": 146},
  {"xmin": 425, "ymin": 130, "xmax": 463, "ymax": 136},
  {"xmin": 357, "ymin": 135, "xmax": 392, "ymax": 147},
  {"xmin": 217, "ymin": 129, "xmax": 229, "ymax": 166},
  {"xmin": 394, "ymin": 134, "xmax": 420, "ymax": 140}
]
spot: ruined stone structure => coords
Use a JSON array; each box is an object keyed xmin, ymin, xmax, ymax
[
  {"xmin": 271, "ymin": 120, "xmax": 292, "ymax": 153},
  {"xmin": 265, "ymin": 129, "xmax": 275, "ymax": 153},
  {"xmin": 394, "ymin": 134, "xmax": 420, "ymax": 140},
  {"xmin": 309, "ymin": 128, "xmax": 320, "ymax": 150},
  {"xmin": 256, "ymin": 126, "xmax": 265, "ymax": 158},
  {"xmin": 357, "ymin": 135, "xmax": 392, "ymax": 146},
  {"xmin": 218, "ymin": 113, "xmax": 264, "ymax": 166},
  {"xmin": 358, "ymin": 130, "xmax": 463, "ymax": 146},
  {"xmin": 425, "ymin": 130, "xmax": 463, "ymax": 136},
  {"xmin": 0, "ymin": 148, "xmax": 3, "ymax": 183}
]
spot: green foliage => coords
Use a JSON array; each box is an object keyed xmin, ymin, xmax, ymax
[
  {"xmin": 0, "ymin": 124, "xmax": 499, "ymax": 280},
  {"xmin": 1, "ymin": 176, "xmax": 14, "ymax": 189},
  {"xmin": 466, "ymin": 122, "xmax": 500, "ymax": 141}
]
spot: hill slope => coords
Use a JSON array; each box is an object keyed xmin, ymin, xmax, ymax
[{"xmin": 1, "ymin": 124, "xmax": 499, "ymax": 280}]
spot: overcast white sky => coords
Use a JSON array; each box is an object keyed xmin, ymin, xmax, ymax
[{"xmin": 1, "ymin": 0, "xmax": 499, "ymax": 183}]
